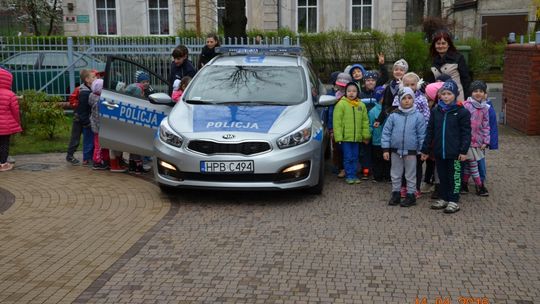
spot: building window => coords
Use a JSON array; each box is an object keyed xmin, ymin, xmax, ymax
[
  {"xmin": 149, "ymin": 0, "xmax": 169, "ymax": 35},
  {"xmin": 352, "ymin": 0, "xmax": 372, "ymax": 31},
  {"xmin": 297, "ymin": 0, "xmax": 317, "ymax": 33},
  {"xmin": 96, "ymin": 0, "xmax": 117, "ymax": 35},
  {"xmin": 217, "ymin": 0, "xmax": 225, "ymax": 30}
]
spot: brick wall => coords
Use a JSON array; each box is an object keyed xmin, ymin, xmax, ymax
[{"xmin": 503, "ymin": 44, "xmax": 540, "ymax": 135}]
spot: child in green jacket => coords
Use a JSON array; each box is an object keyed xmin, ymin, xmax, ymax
[{"xmin": 333, "ymin": 82, "xmax": 371, "ymax": 184}]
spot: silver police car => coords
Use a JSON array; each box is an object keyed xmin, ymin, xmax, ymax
[{"xmin": 99, "ymin": 46, "xmax": 336, "ymax": 194}]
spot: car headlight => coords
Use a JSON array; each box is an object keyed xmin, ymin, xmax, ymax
[
  {"xmin": 159, "ymin": 122, "xmax": 183, "ymax": 147},
  {"xmin": 277, "ymin": 118, "xmax": 312, "ymax": 149}
]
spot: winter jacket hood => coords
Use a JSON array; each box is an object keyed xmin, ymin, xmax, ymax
[{"xmin": 0, "ymin": 68, "xmax": 23, "ymax": 135}]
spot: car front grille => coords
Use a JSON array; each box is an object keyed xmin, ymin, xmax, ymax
[{"xmin": 187, "ymin": 140, "xmax": 271, "ymax": 155}]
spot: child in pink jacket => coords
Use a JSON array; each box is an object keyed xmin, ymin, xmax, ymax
[
  {"xmin": 462, "ymin": 80, "xmax": 490, "ymax": 196},
  {"xmin": 0, "ymin": 68, "xmax": 23, "ymax": 172}
]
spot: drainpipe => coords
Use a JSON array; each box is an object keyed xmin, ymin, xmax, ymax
[
  {"xmin": 277, "ymin": 0, "xmax": 281, "ymax": 29},
  {"xmin": 182, "ymin": 0, "xmax": 186, "ymax": 30}
]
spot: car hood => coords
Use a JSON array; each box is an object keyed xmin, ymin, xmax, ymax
[{"xmin": 167, "ymin": 102, "xmax": 311, "ymax": 137}]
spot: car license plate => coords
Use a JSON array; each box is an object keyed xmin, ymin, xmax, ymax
[{"xmin": 200, "ymin": 161, "xmax": 254, "ymax": 173}]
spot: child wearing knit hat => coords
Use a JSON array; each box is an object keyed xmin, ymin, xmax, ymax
[
  {"xmin": 390, "ymin": 72, "xmax": 431, "ymax": 198},
  {"xmin": 421, "ymin": 80, "xmax": 471, "ymax": 214},
  {"xmin": 462, "ymin": 80, "xmax": 490, "ymax": 196},
  {"xmin": 381, "ymin": 87, "xmax": 426, "ymax": 207},
  {"xmin": 358, "ymin": 70, "xmax": 380, "ymax": 180},
  {"xmin": 333, "ymin": 82, "xmax": 371, "ymax": 184},
  {"xmin": 329, "ymin": 72, "xmax": 353, "ymax": 178},
  {"xmin": 421, "ymin": 81, "xmax": 445, "ymax": 198},
  {"xmin": 374, "ymin": 58, "xmax": 409, "ymax": 128}
]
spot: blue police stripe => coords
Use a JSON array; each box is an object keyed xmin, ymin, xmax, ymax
[
  {"xmin": 99, "ymin": 97, "xmax": 167, "ymax": 129},
  {"xmin": 313, "ymin": 127, "xmax": 323, "ymax": 141},
  {"xmin": 244, "ymin": 55, "xmax": 265, "ymax": 63},
  {"xmin": 193, "ymin": 105, "xmax": 286, "ymax": 133}
]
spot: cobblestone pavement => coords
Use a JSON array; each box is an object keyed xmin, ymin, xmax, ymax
[
  {"xmin": 0, "ymin": 126, "xmax": 539, "ymax": 304},
  {"xmin": 0, "ymin": 154, "xmax": 171, "ymax": 303}
]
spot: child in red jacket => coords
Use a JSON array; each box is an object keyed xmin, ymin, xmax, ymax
[{"xmin": 0, "ymin": 68, "xmax": 23, "ymax": 172}]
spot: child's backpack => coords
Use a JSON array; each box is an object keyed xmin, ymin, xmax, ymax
[{"xmin": 68, "ymin": 86, "xmax": 81, "ymax": 109}]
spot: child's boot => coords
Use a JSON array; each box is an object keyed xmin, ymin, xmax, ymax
[
  {"xmin": 388, "ymin": 191, "xmax": 401, "ymax": 206},
  {"xmin": 110, "ymin": 158, "xmax": 127, "ymax": 173},
  {"xmin": 430, "ymin": 184, "xmax": 440, "ymax": 199},
  {"xmin": 460, "ymin": 182, "xmax": 469, "ymax": 194},
  {"xmin": 134, "ymin": 160, "xmax": 150, "ymax": 175},
  {"xmin": 476, "ymin": 184, "xmax": 489, "ymax": 196},
  {"xmin": 361, "ymin": 168, "xmax": 369, "ymax": 180},
  {"xmin": 400, "ymin": 193, "xmax": 417, "ymax": 207}
]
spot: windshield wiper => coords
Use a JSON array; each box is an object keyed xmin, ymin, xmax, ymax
[
  {"xmin": 184, "ymin": 99, "xmax": 216, "ymax": 105},
  {"xmin": 220, "ymin": 101, "xmax": 288, "ymax": 106}
]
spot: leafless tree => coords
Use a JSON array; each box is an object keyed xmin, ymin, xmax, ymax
[{"xmin": 5, "ymin": 0, "xmax": 63, "ymax": 36}]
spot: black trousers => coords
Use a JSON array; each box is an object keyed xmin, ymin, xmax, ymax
[
  {"xmin": 436, "ymin": 158, "xmax": 462, "ymax": 203},
  {"xmin": 372, "ymin": 145, "xmax": 390, "ymax": 181},
  {"xmin": 424, "ymin": 158, "xmax": 435, "ymax": 184},
  {"xmin": 0, "ymin": 135, "xmax": 10, "ymax": 164}
]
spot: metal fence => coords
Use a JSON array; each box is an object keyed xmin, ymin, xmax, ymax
[{"xmin": 0, "ymin": 36, "xmax": 300, "ymax": 98}]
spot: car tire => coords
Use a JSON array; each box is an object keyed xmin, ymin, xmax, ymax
[
  {"xmin": 306, "ymin": 156, "xmax": 325, "ymax": 195},
  {"xmin": 158, "ymin": 183, "xmax": 178, "ymax": 194}
]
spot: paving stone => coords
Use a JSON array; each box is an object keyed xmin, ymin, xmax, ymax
[{"xmin": 0, "ymin": 127, "xmax": 538, "ymax": 303}]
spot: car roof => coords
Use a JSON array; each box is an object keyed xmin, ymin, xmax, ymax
[{"xmin": 210, "ymin": 54, "xmax": 302, "ymax": 67}]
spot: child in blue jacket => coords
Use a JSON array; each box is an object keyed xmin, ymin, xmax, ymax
[{"xmin": 382, "ymin": 87, "xmax": 426, "ymax": 207}]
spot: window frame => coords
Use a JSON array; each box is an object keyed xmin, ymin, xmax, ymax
[
  {"xmin": 95, "ymin": 0, "xmax": 118, "ymax": 36},
  {"xmin": 148, "ymin": 0, "xmax": 170, "ymax": 35},
  {"xmin": 350, "ymin": 0, "xmax": 373, "ymax": 31},
  {"xmin": 216, "ymin": 0, "xmax": 225, "ymax": 31},
  {"xmin": 296, "ymin": 0, "xmax": 318, "ymax": 33}
]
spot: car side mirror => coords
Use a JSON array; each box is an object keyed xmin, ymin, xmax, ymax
[
  {"xmin": 148, "ymin": 93, "xmax": 175, "ymax": 106},
  {"xmin": 317, "ymin": 94, "xmax": 337, "ymax": 107}
]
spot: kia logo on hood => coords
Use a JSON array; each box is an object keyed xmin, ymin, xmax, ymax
[{"xmin": 222, "ymin": 134, "xmax": 235, "ymax": 140}]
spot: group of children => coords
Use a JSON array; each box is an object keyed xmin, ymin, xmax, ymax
[
  {"xmin": 64, "ymin": 38, "xmax": 206, "ymax": 174},
  {"xmin": 329, "ymin": 58, "xmax": 498, "ymax": 214}
]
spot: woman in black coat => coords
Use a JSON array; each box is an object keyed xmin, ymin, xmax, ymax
[
  {"xmin": 426, "ymin": 30, "xmax": 471, "ymax": 101},
  {"xmin": 198, "ymin": 33, "xmax": 220, "ymax": 69}
]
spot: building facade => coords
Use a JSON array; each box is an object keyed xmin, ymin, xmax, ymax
[
  {"xmin": 62, "ymin": 0, "xmax": 412, "ymax": 36},
  {"xmin": 443, "ymin": 0, "xmax": 537, "ymax": 41}
]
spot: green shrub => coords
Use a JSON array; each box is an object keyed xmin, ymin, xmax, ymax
[
  {"xmin": 300, "ymin": 30, "xmax": 381, "ymax": 81},
  {"xmin": 401, "ymin": 32, "xmax": 430, "ymax": 77},
  {"xmin": 176, "ymin": 28, "xmax": 199, "ymax": 39},
  {"xmin": 457, "ymin": 38, "xmax": 505, "ymax": 78},
  {"xmin": 19, "ymin": 90, "xmax": 67, "ymax": 140}
]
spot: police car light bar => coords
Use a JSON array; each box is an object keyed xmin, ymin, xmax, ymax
[{"xmin": 216, "ymin": 46, "xmax": 303, "ymax": 56}]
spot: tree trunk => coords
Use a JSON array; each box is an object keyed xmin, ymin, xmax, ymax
[
  {"xmin": 427, "ymin": 0, "xmax": 441, "ymax": 17},
  {"xmin": 46, "ymin": 0, "xmax": 59, "ymax": 36},
  {"xmin": 223, "ymin": 0, "xmax": 247, "ymax": 42},
  {"xmin": 28, "ymin": 1, "xmax": 41, "ymax": 36}
]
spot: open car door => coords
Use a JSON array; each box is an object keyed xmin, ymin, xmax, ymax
[{"xmin": 99, "ymin": 56, "xmax": 173, "ymax": 156}]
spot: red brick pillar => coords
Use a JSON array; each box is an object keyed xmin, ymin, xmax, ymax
[{"xmin": 503, "ymin": 44, "xmax": 540, "ymax": 135}]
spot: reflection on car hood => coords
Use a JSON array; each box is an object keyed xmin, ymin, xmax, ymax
[{"xmin": 167, "ymin": 102, "xmax": 311, "ymax": 136}]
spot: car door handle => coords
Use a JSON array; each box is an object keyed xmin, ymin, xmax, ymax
[{"xmin": 102, "ymin": 101, "xmax": 119, "ymax": 109}]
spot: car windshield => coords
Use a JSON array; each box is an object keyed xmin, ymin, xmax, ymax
[{"xmin": 184, "ymin": 65, "xmax": 306, "ymax": 105}]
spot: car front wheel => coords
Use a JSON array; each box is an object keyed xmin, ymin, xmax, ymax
[
  {"xmin": 158, "ymin": 183, "xmax": 178, "ymax": 195},
  {"xmin": 306, "ymin": 155, "xmax": 325, "ymax": 195}
]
